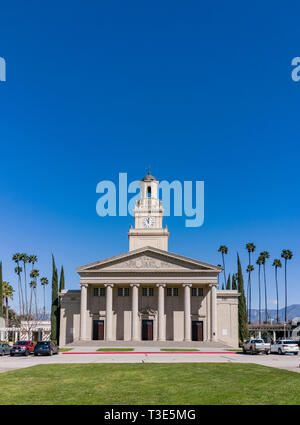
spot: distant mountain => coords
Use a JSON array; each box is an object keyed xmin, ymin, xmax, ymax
[{"xmin": 249, "ymin": 304, "xmax": 300, "ymax": 323}]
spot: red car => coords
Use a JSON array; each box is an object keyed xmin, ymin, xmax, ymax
[{"xmin": 10, "ymin": 340, "xmax": 35, "ymax": 356}]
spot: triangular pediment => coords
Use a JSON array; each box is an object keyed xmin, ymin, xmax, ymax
[{"xmin": 76, "ymin": 247, "xmax": 221, "ymax": 274}]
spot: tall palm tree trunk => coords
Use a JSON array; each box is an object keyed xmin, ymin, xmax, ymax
[
  {"xmin": 23, "ymin": 264, "xmax": 28, "ymax": 318},
  {"xmin": 18, "ymin": 274, "xmax": 24, "ymax": 317},
  {"xmin": 43, "ymin": 286, "xmax": 46, "ymax": 319},
  {"xmin": 258, "ymin": 265, "xmax": 261, "ymax": 324},
  {"xmin": 248, "ymin": 251, "xmax": 252, "ymax": 324},
  {"xmin": 275, "ymin": 267, "xmax": 279, "ymax": 323},
  {"xmin": 249, "ymin": 273, "xmax": 252, "ymax": 323},
  {"xmin": 5, "ymin": 296, "xmax": 8, "ymax": 323},
  {"xmin": 284, "ymin": 259, "xmax": 287, "ymax": 323},
  {"xmin": 222, "ymin": 253, "xmax": 226, "ymax": 288},
  {"xmin": 263, "ymin": 265, "xmax": 268, "ymax": 322},
  {"xmin": 247, "ymin": 280, "xmax": 249, "ymax": 323},
  {"xmin": 35, "ymin": 288, "xmax": 38, "ymax": 319}
]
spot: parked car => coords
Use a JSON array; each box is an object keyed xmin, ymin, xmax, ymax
[
  {"xmin": 34, "ymin": 341, "xmax": 59, "ymax": 356},
  {"xmin": 0, "ymin": 343, "xmax": 11, "ymax": 356},
  {"xmin": 10, "ymin": 340, "xmax": 35, "ymax": 356},
  {"xmin": 270, "ymin": 340, "xmax": 299, "ymax": 355},
  {"xmin": 243, "ymin": 339, "xmax": 271, "ymax": 354}
]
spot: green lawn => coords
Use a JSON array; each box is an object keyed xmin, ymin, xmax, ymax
[
  {"xmin": 96, "ymin": 348, "xmax": 134, "ymax": 352},
  {"xmin": 1, "ymin": 363, "xmax": 300, "ymax": 405},
  {"xmin": 59, "ymin": 348, "xmax": 73, "ymax": 352},
  {"xmin": 160, "ymin": 348, "xmax": 199, "ymax": 351}
]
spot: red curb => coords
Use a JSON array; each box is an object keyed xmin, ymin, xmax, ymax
[{"xmin": 61, "ymin": 351, "xmax": 238, "ymax": 355}]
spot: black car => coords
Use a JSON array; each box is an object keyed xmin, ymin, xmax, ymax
[{"xmin": 34, "ymin": 341, "xmax": 59, "ymax": 356}]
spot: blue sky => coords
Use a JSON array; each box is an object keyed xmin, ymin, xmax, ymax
[{"xmin": 0, "ymin": 1, "xmax": 299, "ymax": 314}]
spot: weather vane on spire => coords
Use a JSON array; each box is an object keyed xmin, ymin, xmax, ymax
[{"xmin": 148, "ymin": 165, "xmax": 151, "ymax": 175}]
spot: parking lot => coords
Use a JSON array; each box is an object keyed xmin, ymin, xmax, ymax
[{"xmin": 1, "ymin": 348, "xmax": 300, "ymax": 374}]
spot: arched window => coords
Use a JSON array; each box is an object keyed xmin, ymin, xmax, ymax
[{"xmin": 147, "ymin": 186, "xmax": 151, "ymax": 197}]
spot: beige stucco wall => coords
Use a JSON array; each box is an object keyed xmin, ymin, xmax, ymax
[
  {"xmin": 217, "ymin": 290, "xmax": 239, "ymax": 347},
  {"xmin": 59, "ymin": 290, "xmax": 81, "ymax": 346}
]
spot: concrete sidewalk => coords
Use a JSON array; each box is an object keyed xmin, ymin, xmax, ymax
[{"xmin": 1, "ymin": 350, "xmax": 300, "ymax": 374}]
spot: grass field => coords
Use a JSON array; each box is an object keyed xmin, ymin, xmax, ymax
[
  {"xmin": 160, "ymin": 348, "xmax": 199, "ymax": 351},
  {"xmin": 0, "ymin": 363, "xmax": 300, "ymax": 405},
  {"xmin": 96, "ymin": 348, "xmax": 134, "ymax": 352}
]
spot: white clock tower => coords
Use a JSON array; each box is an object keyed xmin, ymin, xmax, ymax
[{"xmin": 128, "ymin": 170, "xmax": 169, "ymax": 251}]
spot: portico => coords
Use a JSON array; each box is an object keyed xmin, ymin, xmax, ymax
[{"xmin": 77, "ymin": 276, "xmax": 219, "ymax": 343}]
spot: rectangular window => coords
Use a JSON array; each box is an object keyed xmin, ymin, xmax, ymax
[
  {"xmin": 142, "ymin": 287, "xmax": 154, "ymax": 296},
  {"xmin": 94, "ymin": 287, "xmax": 106, "ymax": 296},
  {"xmin": 192, "ymin": 288, "xmax": 203, "ymax": 297},
  {"xmin": 167, "ymin": 288, "xmax": 178, "ymax": 296},
  {"xmin": 118, "ymin": 287, "xmax": 130, "ymax": 296}
]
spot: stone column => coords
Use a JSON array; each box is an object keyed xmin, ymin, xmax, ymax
[
  {"xmin": 183, "ymin": 284, "xmax": 192, "ymax": 341},
  {"xmin": 130, "ymin": 284, "xmax": 140, "ymax": 341},
  {"xmin": 80, "ymin": 283, "xmax": 89, "ymax": 340},
  {"xmin": 156, "ymin": 284, "xmax": 166, "ymax": 341},
  {"xmin": 210, "ymin": 284, "xmax": 218, "ymax": 341},
  {"xmin": 104, "ymin": 284, "xmax": 114, "ymax": 341}
]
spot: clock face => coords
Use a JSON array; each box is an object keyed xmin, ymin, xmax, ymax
[{"xmin": 143, "ymin": 217, "xmax": 154, "ymax": 228}]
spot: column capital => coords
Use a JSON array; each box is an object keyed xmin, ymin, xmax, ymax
[
  {"xmin": 209, "ymin": 283, "xmax": 218, "ymax": 288},
  {"xmin": 104, "ymin": 283, "xmax": 114, "ymax": 288},
  {"xmin": 80, "ymin": 283, "xmax": 88, "ymax": 289},
  {"xmin": 130, "ymin": 283, "xmax": 140, "ymax": 288},
  {"xmin": 156, "ymin": 283, "xmax": 166, "ymax": 288},
  {"xmin": 182, "ymin": 283, "xmax": 192, "ymax": 288}
]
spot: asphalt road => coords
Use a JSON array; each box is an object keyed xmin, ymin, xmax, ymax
[{"xmin": 1, "ymin": 348, "xmax": 300, "ymax": 374}]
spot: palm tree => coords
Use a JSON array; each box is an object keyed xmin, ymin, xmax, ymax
[
  {"xmin": 246, "ymin": 265, "xmax": 254, "ymax": 323},
  {"xmin": 272, "ymin": 259, "xmax": 282, "ymax": 323},
  {"xmin": 246, "ymin": 244, "xmax": 256, "ymax": 323},
  {"xmin": 20, "ymin": 253, "xmax": 29, "ymax": 317},
  {"xmin": 12, "ymin": 253, "xmax": 24, "ymax": 316},
  {"xmin": 256, "ymin": 256, "xmax": 264, "ymax": 324},
  {"xmin": 281, "ymin": 249, "xmax": 293, "ymax": 323},
  {"xmin": 218, "ymin": 245, "xmax": 228, "ymax": 287},
  {"xmin": 28, "ymin": 255, "xmax": 38, "ymax": 271},
  {"xmin": 260, "ymin": 251, "xmax": 270, "ymax": 323},
  {"xmin": 29, "ymin": 269, "xmax": 39, "ymax": 319},
  {"xmin": 246, "ymin": 243, "xmax": 256, "ymax": 265},
  {"xmin": 2, "ymin": 281, "xmax": 14, "ymax": 324},
  {"xmin": 40, "ymin": 277, "xmax": 49, "ymax": 319}
]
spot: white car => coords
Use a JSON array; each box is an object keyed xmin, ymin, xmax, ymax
[{"xmin": 270, "ymin": 340, "xmax": 299, "ymax": 355}]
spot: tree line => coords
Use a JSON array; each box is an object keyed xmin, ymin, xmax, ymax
[
  {"xmin": 218, "ymin": 244, "xmax": 294, "ymax": 331},
  {"xmin": 0, "ymin": 254, "xmax": 65, "ymax": 344}
]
